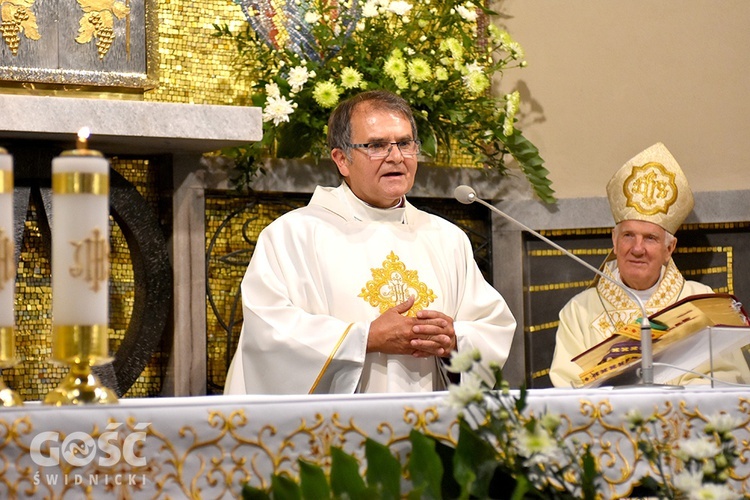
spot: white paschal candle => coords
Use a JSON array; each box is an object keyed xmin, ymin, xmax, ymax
[
  {"xmin": 0, "ymin": 148, "xmax": 13, "ymax": 328},
  {"xmin": 51, "ymin": 129, "xmax": 110, "ymax": 328}
]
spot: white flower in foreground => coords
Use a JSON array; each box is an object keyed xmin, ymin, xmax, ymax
[
  {"xmin": 446, "ymin": 348, "xmax": 480, "ymax": 373},
  {"xmin": 387, "ymin": 1, "xmax": 413, "ymax": 16},
  {"xmin": 624, "ymin": 408, "xmax": 644, "ymax": 427},
  {"xmin": 514, "ymin": 421, "xmax": 561, "ymax": 460},
  {"xmin": 262, "ymin": 95, "xmax": 297, "ymax": 126},
  {"xmin": 361, "ymin": 1, "xmax": 379, "ymax": 17},
  {"xmin": 304, "ymin": 11, "xmax": 321, "ymax": 24},
  {"xmin": 687, "ymin": 483, "xmax": 741, "ymax": 500},
  {"xmin": 676, "ymin": 437, "xmax": 721, "ymax": 461},
  {"xmin": 672, "ymin": 470, "xmax": 704, "ymax": 492},
  {"xmin": 456, "ymin": 3, "xmax": 478, "ymax": 22},
  {"xmin": 446, "ymin": 372, "xmax": 483, "ymax": 410},
  {"xmin": 264, "ymin": 82, "xmax": 280, "ymax": 98},
  {"xmin": 705, "ymin": 413, "xmax": 742, "ymax": 435},
  {"xmin": 287, "ymin": 66, "xmax": 314, "ymax": 93}
]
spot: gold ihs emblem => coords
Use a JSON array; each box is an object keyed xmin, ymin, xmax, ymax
[
  {"xmin": 69, "ymin": 228, "xmax": 109, "ymax": 292},
  {"xmin": 359, "ymin": 251, "xmax": 436, "ymax": 317},
  {"xmin": 623, "ymin": 162, "xmax": 678, "ymax": 216},
  {"xmin": 0, "ymin": 228, "xmax": 13, "ymax": 290}
]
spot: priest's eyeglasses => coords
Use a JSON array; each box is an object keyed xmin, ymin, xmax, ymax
[{"xmin": 347, "ymin": 140, "xmax": 421, "ymax": 159}]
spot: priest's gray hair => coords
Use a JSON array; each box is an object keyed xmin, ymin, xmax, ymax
[{"xmin": 327, "ymin": 90, "xmax": 419, "ymax": 160}]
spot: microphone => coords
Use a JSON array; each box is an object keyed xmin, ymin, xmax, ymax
[{"xmin": 454, "ymin": 185, "xmax": 658, "ymax": 387}]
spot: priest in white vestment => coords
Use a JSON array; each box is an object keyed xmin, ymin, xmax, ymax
[
  {"xmin": 225, "ymin": 90, "xmax": 517, "ymax": 394},
  {"xmin": 550, "ymin": 143, "xmax": 750, "ymax": 388}
]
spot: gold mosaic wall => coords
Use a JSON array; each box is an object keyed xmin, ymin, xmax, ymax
[{"xmin": 144, "ymin": 0, "xmax": 251, "ymax": 105}]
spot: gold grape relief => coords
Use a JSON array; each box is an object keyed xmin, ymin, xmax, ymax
[
  {"xmin": 0, "ymin": 0, "xmax": 41, "ymax": 55},
  {"xmin": 76, "ymin": 0, "xmax": 130, "ymax": 60}
]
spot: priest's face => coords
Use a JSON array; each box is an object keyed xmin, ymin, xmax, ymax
[
  {"xmin": 331, "ymin": 102, "xmax": 417, "ymax": 208},
  {"xmin": 612, "ymin": 220, "xmax": 677, "ymax": 290}
]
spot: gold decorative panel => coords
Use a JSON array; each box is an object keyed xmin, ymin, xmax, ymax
[{"xmin": 0, "ymin": 0, "xmax": 156, "ymax": 90}]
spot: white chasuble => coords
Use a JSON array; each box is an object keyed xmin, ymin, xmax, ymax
[{"xmin": 225, "ymin": 182, "xmax": 516, "ymax": 395}]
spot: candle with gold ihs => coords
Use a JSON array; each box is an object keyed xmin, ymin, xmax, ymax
[
  {"xmin": 46, "ymin": 129, "xmax": 117, "ymax": 405},
  {"xmin": 0, "ymin": 148, "xmax": 23, "ymax": 406}
]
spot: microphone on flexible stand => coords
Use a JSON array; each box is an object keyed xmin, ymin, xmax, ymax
[{"xmin": 454, "ymin": 185, "xmax": 661, "ymax": 387}]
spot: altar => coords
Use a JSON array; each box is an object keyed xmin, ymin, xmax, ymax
[{"xmin": 1, "ymin": 386, "xmax": 748, "ymax": 498}]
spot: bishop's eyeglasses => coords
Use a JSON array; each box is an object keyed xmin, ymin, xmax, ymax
[{"xmin": 347, "ymin": 140, "xmax": 421, "ymax": 159}]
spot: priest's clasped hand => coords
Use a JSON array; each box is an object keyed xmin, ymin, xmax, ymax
[{"xmin": 366, "ymin": 297, "xmax": 457, "ymax": 358}]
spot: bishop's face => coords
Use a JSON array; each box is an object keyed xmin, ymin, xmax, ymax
[
  {"xmin": 612, "ymin": 220, "xmax": 677, "ymax": 290},
  {"xmin": 331, "ymin": 102, "xmax": 418, "ymax": 208}
]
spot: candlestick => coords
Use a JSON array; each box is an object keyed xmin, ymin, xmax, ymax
[
  {"xmin": 44, "ymin": 131, "xmax": 117, "ymax": 405},
  {"xmin": 0, "ymin": 147, "xmax": 23, "ymax": 406}
]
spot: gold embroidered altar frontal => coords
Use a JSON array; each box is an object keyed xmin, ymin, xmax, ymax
[{"xmin": 0, "ymin": 388, "xmax": 748, "ymax": 498}]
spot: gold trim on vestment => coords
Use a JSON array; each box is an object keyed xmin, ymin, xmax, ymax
[{"xmin": 309, "ymin": 323, "xmax": 354, "ymax": 394}]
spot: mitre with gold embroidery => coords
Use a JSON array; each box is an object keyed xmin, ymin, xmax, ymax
[{"xmin": 606, "ymin": 142, "xmax": 694, "ymax": 234}]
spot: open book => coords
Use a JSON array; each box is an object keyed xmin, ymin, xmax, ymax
[{"xmin": 573, "ymin": 293, "xmax": 750, "ymax": 387}]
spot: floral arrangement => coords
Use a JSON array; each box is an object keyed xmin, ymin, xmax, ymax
[
  {"xmin": 240, "ymin": 350, "xmax": 600, "ymax": 499},
  {"xmin": 238, "ymin": 351, "xmax": 746, "ymax": 499},
  {"xmin": 626, "ymin": 408, "xmax": 743, "ymax": 499},
  {"xmin": 215, "ymin": 0, "xmax": 555, "ymax": 202}
]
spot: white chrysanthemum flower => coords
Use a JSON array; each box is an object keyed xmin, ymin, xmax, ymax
[
  {"xmin": 287, "ymin": 66, "xmax": 313, "ymax": 93},
  {"xmin": 514, "ymin": 422, "xmax": 561, "ymax": 460},
  {"xmin": 672, "ymin": 470, "xmax": 704, "ymax": 492},
  {"xmin": 676, "ymin": 437, "xmax": 722, "ymax": 461},
  {"xmin": 446, "ymin": 348, "xmax": 480, "ymax": 373},
  {"xmin": 462, "ymin": 62, "xmax": 489, "ymax": 94},
  {"xmin": 388, "ymin": 1, "xmax": 413, "ymax": 16},
  {"xmin": 265, "ymin": 82, "xmax": 281, "ymax": 98},
  {"xmin": 262, "ymin": 95, "xmax": 297, "ymax": 126},
  {"xmin": 362, "ymin": 1, "xmax": 379, "ymax": 17},
  {"xmin": 687, "ymin": 483, "xmax": 741, "ymax": 500},
  {"xmin": 705, "ymin": 413, "xmax": 742, "ymax": 434},
  {"xmin": 304, "ymin": 11, "xmax": 321, "ymax": 24},
  {"xmin": 435, "ymin": 66, "xmax": 449, "ymax": 81},
  {"xmin": 508, "ymin": 41, "xmax": 525, "ymax": 60},
  {"xmin": 624, "ymin": 408, "xmax": 644, "ymax": 426},
  {"xmin": 446, "ymin": 372, "xmax": 483, "ymax": 410},
  {"xmin": 456, "ymin": 3, "xmax": 478, "ymax": 22}
]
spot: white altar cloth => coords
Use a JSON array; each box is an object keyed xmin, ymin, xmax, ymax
[{"xmin": 1, "ymin": 387, "xmax": 748, "ymax": 498}]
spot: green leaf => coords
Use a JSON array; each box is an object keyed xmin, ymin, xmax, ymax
[
  {"xmin": 270, "ymin": 474, "xmax": 302, "ymax": 500},
  {"xmin": 407, "ymin": 430, "xmax": 444, "ymax": 500},
  {"xmin": 330, "ymin": 446, "xmax": 367, "ymax": 498},
  {"xmin": 275, "ymin": 122, "xmax": 316, "ymax": 159},
  {"xmin": 241, "ymin": 483, "xmax": 271, "ymax": 500},
  {"xmin": 298, "ymin": 459, "xmax": 331, "ymax": 499},
  {"xmin": 510, "ymin": 475, "xmax": 533, "ymax": 500},
  {"xmin": 580, "ymin": 445, "xmax": 601, "ymax": 500},
  {"xmin": 364, "ymin": 438, "xmax": 401, "ymax": 500},
  {"xmin": 453, "ymin": 420, "xmax": 499, "ymax": 499},
  {"xmin": 502, "ymin": 130, "xmax": 557, "ymax": 203}
]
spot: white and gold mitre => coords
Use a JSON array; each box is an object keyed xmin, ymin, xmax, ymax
[{"xmin": 606, "ymin": 142, "xmax": 694, "ymax": 234}]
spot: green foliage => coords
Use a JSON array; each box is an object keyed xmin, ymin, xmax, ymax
[
  {"xmin": 214, "ymin": 0, "xmax": 555, "ymax": 202},
  {"xmin": 240, "ymin": 358, "xmax": 599, "ymax": 500}
]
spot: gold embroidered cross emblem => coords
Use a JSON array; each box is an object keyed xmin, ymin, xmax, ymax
[{"xmin": 359, "ymin": 251, "xmax": 436, "ymax": 317}]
